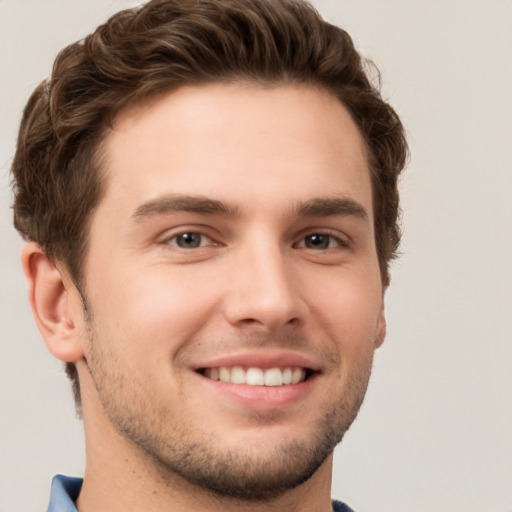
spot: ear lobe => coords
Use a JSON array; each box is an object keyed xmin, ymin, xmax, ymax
[
  {"xmin": 375, "ymin": 302, "xmax": 387, "ymax": 349},
  {"xmin": 21, "ymin": 242, "xmax": 84, "ymax": 363}
]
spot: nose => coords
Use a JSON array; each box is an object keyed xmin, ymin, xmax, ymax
[{"xmin": 223, "ymin": 241, "xmax": 307, "ymax": 332}]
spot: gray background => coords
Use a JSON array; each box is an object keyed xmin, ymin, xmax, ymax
[{"xmin": 1, "ymin": 1, "xmax": 511, "ymax": 510}]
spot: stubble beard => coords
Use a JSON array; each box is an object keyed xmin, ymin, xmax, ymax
[{"xmin": 84, "ymin": 316, "xmax": 374, "ymax": 502}]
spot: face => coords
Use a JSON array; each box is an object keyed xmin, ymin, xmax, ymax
[{"xmin": 77, "ymin": 83, "xmax": 385, "ymax": 500}]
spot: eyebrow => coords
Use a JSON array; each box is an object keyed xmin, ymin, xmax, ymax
[
  {"xmin": 132, "ymin": 194, "xmax": 240, "ymax": 222},
  {"xmin": 296, "ymin": 197, "xmax": 369, "ymax": 221},
  {"xmin": 131, "ymin": 193, "xmax": 368, "ymax": 223}
]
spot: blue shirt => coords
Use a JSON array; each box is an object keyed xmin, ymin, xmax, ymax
[
  {"xmin": 47, "ymin": 475, "xmax": 82, "ymax": 512},
  {"xmin": 47, "ymin": 474, "xmax": 354, "ymax": 511}
]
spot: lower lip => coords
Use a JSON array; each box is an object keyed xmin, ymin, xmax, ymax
[{"xmin": 195, "ymin": 372, "xmax": 318, "ymax": 410}]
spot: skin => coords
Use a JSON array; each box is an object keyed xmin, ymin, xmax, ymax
[{"xmin": 23, "ymin": 83, "xmax": 386, "ymax": 512}]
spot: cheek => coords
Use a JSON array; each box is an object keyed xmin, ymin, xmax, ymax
[
  {"xmin": 309, "ymin": 270, "xmax": 383, "ymax": 352},
  {"xmin": 87, "ymin": 265, "xmax": 222, "ymax": 352}
]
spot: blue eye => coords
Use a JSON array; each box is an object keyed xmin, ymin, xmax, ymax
[
  {"xmin": 299, "ymin": 234, "xmax": 342, "ymax": 250},
  {"xmin": 168, "ymin": 232, "xmax": 210, "ymax": 249}
]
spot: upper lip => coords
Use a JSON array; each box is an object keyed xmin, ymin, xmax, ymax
[{"xmin": 192, "ymin": 350, "xmax": 322, "ymax": 373}]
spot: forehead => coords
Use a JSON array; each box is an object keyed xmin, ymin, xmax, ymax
[{"xmin": 98, "ymin": 82, "xmax": 372, "ymax": 221}]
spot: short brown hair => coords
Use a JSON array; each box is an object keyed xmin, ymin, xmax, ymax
[{"xmin": 11, "ymin": 0, "xmax": 407, "ymax": 408}]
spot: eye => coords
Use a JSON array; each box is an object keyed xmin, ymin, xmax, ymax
[
  {"xmin": 166, "ymin": 232, "xmax": 213, "ymax": 249},
  {"xmin": 296, "ymin": 233, "xmax": 345, "ymax": 250}
]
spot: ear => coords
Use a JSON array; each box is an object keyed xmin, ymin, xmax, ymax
[
  {"xmin": 21, "ymin": 242, "xmax": 85, "ymax": 362},
  {"xmin": 375, "ymin": 300, "xmax": 387, "ymax": 349}
]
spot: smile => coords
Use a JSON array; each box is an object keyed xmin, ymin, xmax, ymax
[{"xmin": 200, "ymin": 366, "xmax": 310, "ymax": 386}]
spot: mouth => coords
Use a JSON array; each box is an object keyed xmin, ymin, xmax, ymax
[{"xmin": 197, "ymin": 366, "xmax": 315, "ymax": 387}]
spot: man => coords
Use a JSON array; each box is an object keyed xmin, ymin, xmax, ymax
[{"xmin": 11, "ymin": 0, "xmax": 407, "ymax": 510}]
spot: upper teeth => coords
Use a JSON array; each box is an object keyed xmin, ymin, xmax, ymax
[{"xmin": 203, "ymin": 366, "xmax": 306, "ymax": 386}]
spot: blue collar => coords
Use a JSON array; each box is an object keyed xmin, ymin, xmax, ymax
[{"xmin": 46, "ymin": 474, "xmax": 82, "ymax": 512}]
